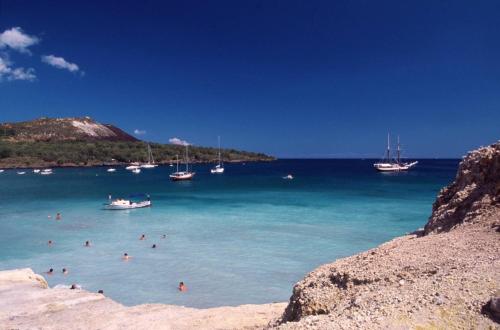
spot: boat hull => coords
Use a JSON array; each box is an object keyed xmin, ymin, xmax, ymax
[
  {"xmin": 105, "ymin": 200, "xmax": 151, "ymax": 210},
  {"xmin": 170, "ymin": 172, "xmax": 195, "ymax": 181}
]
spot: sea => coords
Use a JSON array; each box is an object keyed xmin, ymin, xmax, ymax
[{"xmin": 0, "ymin": 159, "xmax": 459, "ymax": 308}]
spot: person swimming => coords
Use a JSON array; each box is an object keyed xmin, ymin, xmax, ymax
[
  {"xmin": 152, "ymin": 244, "xmax": 156, "ymax": 248},
  {"xmin": 62, "ymin": 268, "xmax": 68, "ymax": 275},
  {"xmin": 48, "ymin": 240, "xmax": 53, "ymax": 246},
  {"xmin": 98, "ymin": 289, "xmax": 104, "ymax": 294},
  {"xmin": 161, "ymin": 234, "xmax": 167, "ymax": 239},
  {"xmin": 46, "ymin": 268, "xmax": 54, "ymax": 275},
  {"xmin": 139, "ymin": 234, "xmax": 146, "ymax": 240},
  {"xmin": 122, "ymin": 253, "xmax": 131, "ymax": 260},
  {"xmin": 85, "ymin": 240, "xmax": 91, "ymax": 247},
  {"xmin": 178, "ymin": 282, "xmax": 187, "ymax": 292},
  {"xmin": 70, "ymin": 284, "xmax": 81, "ymax": 290},
  {"xmin": 56, "ymin": 213, "xmax": 61, "ymax": 220}
]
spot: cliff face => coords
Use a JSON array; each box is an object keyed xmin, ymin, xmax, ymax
[
  {"xmin": 424, "ymin": 141, "xmax": 500, "ymax": 234},
  {"xmin": 0, "ymin": 117, "xmax": 138, "ymax": 142},
  {"xmin": 277, "ymin": 141, "xmax": 500, "ymax": 329}
]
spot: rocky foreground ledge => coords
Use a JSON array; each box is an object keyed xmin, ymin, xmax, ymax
[
  {"xmin": 0, "ymin": 268, "xmax": 286, "ymax": 330},
  {"xmin": 1, "ymin": 142, "xmax": 499, "ymax": 330}
]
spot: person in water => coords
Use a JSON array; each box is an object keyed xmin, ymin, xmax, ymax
[
  {"xmin": 48, "ymin": 240, "xmax": 53, "ymax": 246},
  {"xmin": 62, "ymin": 268, "xmax": 68, "ymax": 275},
  {"xmin": 85, "ymin": 240, "xmax": 91, "ymax": 247},
  {"xmin": 46, "ymin": 268, "xmax": 54, "ymax": 275},
  {"xmin": 56, "ymin": 213, "xmax": 61, "ymax": 220},
  {"xmin": 152, "ymin": 244, "xmax": 156, "ymax": 248},
  {"xmin": 161, "ymin": 234, "xmax": 167, "ymax": 239},
  {"xmin": 98, "ymin": 289, "xmax": 104, "ymax": 294},
  {"xmin": 178, "ymin": 282, "xmax": 187, "ymax": 292},
  {"xmin": 122, "ymin": 253, "xmax": 131, "ymax": 260},
  {"xmin": 139, "ymin": 234, "xmax": 146, "ymax": 240}
]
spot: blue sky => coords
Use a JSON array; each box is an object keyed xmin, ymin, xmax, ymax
[{"xmin": 0, "ymin": 1, "xmax": 499, "ymax": 158}]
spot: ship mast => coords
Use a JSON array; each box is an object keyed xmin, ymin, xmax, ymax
[
  {"xmin": 218, "ymin": 135, "xmax": 221, "ymax": 166},
  {"xmin": 386, "ymin": 133, "xmax": 391, "ymax": 161},
  {"xmin": 185, "ymin": 145, "xmax": 189, "ymax": 172},
  {"xmin": 397, "ymin": 135, "xmax": 401, "ymax": 164}
]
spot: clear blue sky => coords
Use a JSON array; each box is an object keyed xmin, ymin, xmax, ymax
[{"xmin": 1, "ymin": 1, "xmax": 499, "ymax": 158}]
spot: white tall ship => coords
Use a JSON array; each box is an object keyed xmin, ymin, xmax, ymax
[
  {"xmin": 373, "ymin": 134, "xmax": 418, "ymax": 172},
  {"xmin": 210, "ymin": 136, "xmax": 225, "ymax": 174},
  {"xmin": 141, "ymin": 144, "xmax": 158, "ymax": 169},
  {"xmin": 170, "ymin": 145, "xmax": 195, "ymax": 181}
]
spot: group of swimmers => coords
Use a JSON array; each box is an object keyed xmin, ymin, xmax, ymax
[{"xmin": 46, "ymin": 231, "xmax": 188, "ymax": 293}]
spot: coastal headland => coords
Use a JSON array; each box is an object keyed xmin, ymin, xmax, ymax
[
  {"xmin": 0, "ymin": 117, "xmax": 274, "ymax": 169},
  {"xmin": 0, "ymin": 141, "xmax": 498, "ymax": 329}
]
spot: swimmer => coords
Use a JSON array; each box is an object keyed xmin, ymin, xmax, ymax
[
  {"xmin": 152, "ymin": 244, "xmax": 157, "ymax": 249},
  {"xmin": 48, "ymin": 240, "xmax": 53, "ymax": 246},
  {"xmin": 84, "ymin": 240, "xmax": 91, "ymax": 247},
  {"xmin": 178, "ymin": 282, "xmax": 187, "ymax": 292},
  {"xmin": 62, "ymin": 268, "xmax": 68, "ymax": 275},
  {"xmin": 56, "ymin": 213, "xmax": 61, "ymax": 220},
  {"xmin": 122, "ymin": 253, "xmax": 131, "ymax": 260},
  {"xmin": 46, "ymin": 268, "xmax": 54, "ymax": 275},
  {"xmin": 70, "ymin": 284, "xmax": 79, "ymax": 290},
  {"xmin": 161, "ymin": 234, "xmax": 167, "ymax": 239},
  {"xmin": 139, "ymin": 234, "xmax": 146, "ymax": 240},
  {"xmin": 98, "ymin": 289, "xmax": 104, "ymax": 294}
]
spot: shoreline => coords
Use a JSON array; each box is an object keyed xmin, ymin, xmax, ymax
[{"xmin": 0, "ymin": 158, "xmax": 274, "ymax": 170}]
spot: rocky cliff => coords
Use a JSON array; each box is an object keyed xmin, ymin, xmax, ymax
[
  {"xmin": 424, "ymin": 141, "xmax": 500, "ymax": 234},
  {"xmin": 276, "ymin": 141, "xmax": 500, "ymax": 329}
]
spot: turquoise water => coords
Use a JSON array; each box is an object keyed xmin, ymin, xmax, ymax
[{"xmin": 0, "ymin": 160, "xmax": 458, "ymax": 308}]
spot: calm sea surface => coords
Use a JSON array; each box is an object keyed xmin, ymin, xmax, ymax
[{"xmin": 0, "ymin": 159, "xmax": 458, "ymax": 308}]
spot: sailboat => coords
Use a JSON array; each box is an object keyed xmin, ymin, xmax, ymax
[
  {"xmin": 210, "ymin": 136, "xmax": 225, "ymax": 174},
  {"xmin": 141, "ymin": 144, "xmax": 158, "ymax": 169},
  {"xmin": 169, "ymin": 145, "xmax": 195, "ymax": 181},
  {"xmin": 373, "ymin": 134, "xmax": 418, "ymax": 172}
]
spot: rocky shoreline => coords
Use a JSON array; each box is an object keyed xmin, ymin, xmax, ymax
[{"xmin": 1, "ymin": 141, "xmax": 499, "ymax": 329}]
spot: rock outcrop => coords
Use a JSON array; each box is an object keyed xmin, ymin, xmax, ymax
[
  {"xmin": 424, "ymin": 140, "xmax": 500, "ymax": 234},
  {"xmin": 0, "ymin": 268, "xmax": 286, "ymax": 330},
  {"xmin": 277, "ymin": 141, "xmax": 500, "ymax": 329}
]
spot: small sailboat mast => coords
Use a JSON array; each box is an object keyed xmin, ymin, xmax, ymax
[
  {"xmin": 397, "ymin": 135, "xmax": 401, "ymax": 165},
  {"xmin": 386, "ymin": 133, "xmax": 391, "ymax": 161}
]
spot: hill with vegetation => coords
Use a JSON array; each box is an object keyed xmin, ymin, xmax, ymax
[{"xmin": 0, "ymin": 117, "xmax": 274, "ymax": 168}]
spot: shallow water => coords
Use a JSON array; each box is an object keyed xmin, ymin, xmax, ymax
[{"xmin": 0, "ymin": 159, "xmax": 458, "ymax": 308}]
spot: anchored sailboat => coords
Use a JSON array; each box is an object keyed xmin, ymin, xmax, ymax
[
  {"xmin": 210, "ymin": 136, "xmax": 225, "ymax": 174},
  {"xmin": 170, "ymin": 145, "xmax": 195, "ymax": 181},
  {"xmin": 141, "ymin": 144, "xmax": 158, "ymax": 169},
  {"xmin": 373, "ymin": 134, "xmax": 418, "ymax": 172}
]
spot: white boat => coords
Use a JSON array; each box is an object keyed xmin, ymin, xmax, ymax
[
  {"xmin": 33, "ymin": 169, "xmax": 41, "ymax": 173},
  {"xmin": 141, "ymin": 144, "xmax": 158, "ymax": 168},
  {"xmin": 0, "ymin": 169, "xmax": 4, "ymax": 173},
  {"xmin": 40, "ymin": 169, "xmax": 53, "ymax": 175},
  {"xmin": 105, "ymin": 195, "xmax": 151, "ymax": 210},
  {"xmin": 170, "ymin": 146, "xmax": 195, "ymax": 181},
  {"xmin": 132, "ymin": 168, "xmax": 141, "ymax": 174},
  {"xmin": 374, "ymin": 134, "xmax": 418, "ymax": 172},
  {"xmin": 107, "ymin": 168, "xmax": 116, "ymax": 172},
  {"xmin": 126, "ymin": 164, "xmax": 140, "ymax": 170},
  {"xmin": 283, "ymin": 174, "xmax": 294, "ymax": 180},
  {"xmin": 17, "ymin": 171, "xmax": 26, "ymax": 175},
  {"xmin": 210, "ymin": 136, "xmax": 225, "ymax": 174}
]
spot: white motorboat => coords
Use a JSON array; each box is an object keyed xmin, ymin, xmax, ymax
[
  {"xmin": 126, "ymin": 164, "xmax": 140, "ymax": 170},
  {"xmin": 210, "ymin": 136, "xmax": 225, "ymax": 174},
  {"xmin": 105, "ymin": 195, "xmax": 151, "ymax": 210},
  {"xmin": 33, "ymin": 169, "xmax": 41, "ymax": 173},
  {"xmin": 170, "ymin": 146, "xmax": 195, "ymax": 181},
  {"xmin": 374, "ymin": 134, "xmax": 418, "ymax": 172},
  {"xmin": 17, "ymin": 171, "xmax": 26, "ymax": 175},
  {"xmin": 283, "ymin": 174, "xmax": 294, "ymax": 180},
  {"xmin": 0, "ymin": 169, "xmax": 4, "ymax": 173},
  {"xmin": 132, "ymin": 168, "xmax": 141, "ymax": 174},
  {"xmin": 40, "ymin": 169, "xmax": 53, "ymax": 175},
  {"xmin": 107, "ymin": 168, "xmax": 116, "ymax": 172}
]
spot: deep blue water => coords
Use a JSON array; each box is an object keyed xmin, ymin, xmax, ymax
[{"xmin": 0, "ymin": 159, "xmax": 458, "ymax": 307}]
